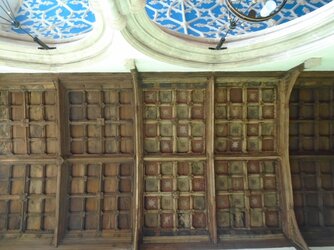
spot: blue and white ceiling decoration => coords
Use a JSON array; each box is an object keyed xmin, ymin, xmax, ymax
[
  {"xmin": 146, "ymin": 0, "xmax": 333, "ymax": 39},
  {"xmin": 7, "ymin": 0, "xmax": 96, "ymax": 42}
]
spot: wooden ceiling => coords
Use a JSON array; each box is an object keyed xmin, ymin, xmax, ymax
[{"xmin": 0, "ymin": 71, "xmax": 333, "ymax": 250}]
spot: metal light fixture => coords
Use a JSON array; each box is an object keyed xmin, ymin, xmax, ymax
[
  {"xmin": 210, "ymin": 0, "xmax": 288, "ymax": 50},
  {"xmin": 0, "ymin": 0, "xmax": 55, "ymax": 50},
  {"xmin": 226, "ymin": 0, "xmax": 288, "ymax": 23}
]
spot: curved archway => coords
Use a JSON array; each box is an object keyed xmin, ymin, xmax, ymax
[
  {"xmin": 146, "ymin": 0, "xmax": 331, "ymax": 38},
  {"xmin": 118, "ymin": 0, "xmax": 334, "ymax": 70},
  {"xmin": 0, "ymin": 0, "xmax": 125, "ymax": 70}
]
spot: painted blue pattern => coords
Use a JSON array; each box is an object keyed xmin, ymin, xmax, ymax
[
  {"xmin": 146, "ymin": 0, "xmax": 333, "ymax": 39},
  {"xmin": 12, "ymin": 0, "xmax": 95, "ymax": 41}
]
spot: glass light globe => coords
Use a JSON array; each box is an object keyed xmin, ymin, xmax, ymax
[
  {"xmin": 260, "ymin": 0, "xmax": 277, "ymax": 17},
  {"xmin": 265, "ymin": 0, "xmax": 278, "ymax": 12}
]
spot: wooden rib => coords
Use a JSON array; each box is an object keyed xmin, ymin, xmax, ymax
[
  {"xmin": 139, "ymin": 72, "xmax": 285, "ymax": 84},
  {"xmin": 0, "ymin": 74, "xmax": 57, "ymax": 90},
  {"xmin": 297, "ymin": 88, "xmax": 303, "ymax": 152},
  {"xmin": 24, "ymin": 91, "xmax": 30, "ymax": 155},
  {"xmin": 20, "ymin": 164, "xmax": 29, "ymax": 232},
  {"xmin": 316, "ymin": 161, "xmax": 324, "ymax": 227},
  {"xmin": 279, "ymin": 65, "xmax": 310, "ymax": 250},
  {"xmin": 66, "ymin": 155, "xmax": 133, "ymax": 162},
  {"xmin": 97, "ymin": 163, "xmax": 103, "ymax": 232},
  {"xmin": 144, "ymin": 156, "xmax": 207, "ymax": 161},
  {"xmin": 53, "ymin": 79, "xmax": 67, "ymax": 246},
  {"xmin": 215, "ymin": 155, "xmax": 281, "ymax": 161},
  {"xmin": 131, "ymin": 66, "xmax": 143, "ymax": 250},
  {"xmin": 58, "ymin": 73, "xmax": 133, "ymax": 89},
  {"xmin": 290, "ymin": 154, "xmax": 334, "ymax": 159},
  {"xmin": 143, "ymin": 235, "xmax": 209, "ymax": 243},
  {"xmin": 330, "ymin": 86, "xmax": 334, "ymax": 151},
  {"xmin": 206, "ymin": 75, "xmax": 217, "ymax": 244},
  {"xmin": 59, "ymin": 79, "xmax": 70, "ymax": 156},
  {"xmin": 314, "ymin": 89, "xmax": 320, "ymax": 151},
  {"xmin": 0, "ymin": 156, "xmax": 61, "ymax": 163}
]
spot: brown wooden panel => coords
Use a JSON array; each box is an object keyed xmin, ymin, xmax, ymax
[
  {"xmin": 66, "ymin": 162, "xmax": 133, "ymax": 236},
  {"xmin": 215, "ymin": 160, "xmax": 282, "ymax": 235},
  {"xmin": 142, "ymin": 83, "xmax": 207, "ymax": 155},
  {"xmin": 5, "ymin": 73, "xmax": 334, "ymax": 248},
  {"xmin": 215, "ymin": 84, "xmax": 278, "ymax": 154},
  {"xmin": 291, "ymin": 159, "xmax": 334, "ymax": 232},
  {"xmin": 289, "ymin": 81, "xmax": 334, "ymax": 245},
  {"xmin": 67, "ymin": 89, "xmax": 134, "ymax": 155},
  {"xmin": 0, "ymin": 164, "xmax": 57, "ymax": 233},
  {"xmin": 289, "ymin": 86, "xmax": 334, "ymax": 153},
  {"xmin": 0, "ymin": 90, "xmax": 58, "ymax": 156},
  {"xmin": 143, "ymin": 160, "xmax": 208, "ymax": 237}
]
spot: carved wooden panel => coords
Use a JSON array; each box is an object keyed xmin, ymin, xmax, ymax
[
  {"xmin": 214, "ymin": 84, "xmax": 277, "ymax": 153},
  {"xmin": 289, "ymin": 86, "xmax": 334, "ymax": 153},
  {"xmin": 291, "ymin": 159, "xmax": 334, "ymax": 228},
  {"xmin": 67, "ymin": 89, "xmax": 134, "ymax": 155},
  {"xmin": 143, "ymin": 160, "xmax": 207, "ymax": 236},
  {"xmin": 0, "ymin": 90, "xmax": 58, "ymax": 155},
  {"xmin": 66, "ymin": 161, "xmax": 133, "ymax": 236},
  {"xmin": 215, "ymin": 160, "xmax": 281, "ymax": 234},
  {"xmin": 4, "ymin": 73, "xmax": 334, "ymax": 249},
  {"xmin": 142, "ymin": 83, "xmax": 206, "ymax": 154},
  {"xmin": 0, "ymin": 164, "xmax": 57, "ymax": 233}
]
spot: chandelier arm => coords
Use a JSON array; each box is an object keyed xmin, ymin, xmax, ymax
[
  {"xmin": 0, "ymin": 4, "xmax": 16, "ymax": 22},
  {"xmin": 226, "ymin": 0, "xmax": 288, "ymax": 22},
  {"xmin": 0, "ymin": 4, "xmax": 56, "ymax": 50},
  {"xmin": 4, "ymin": 0, "xmax": 15, "ymax": 18},
  {"xmin": 17, "ymin": 25, "xmax": 35, "ymax": 39},
  {"xmin": 0, "ymin": 14, "xmax": 12, "ymax": 24}
]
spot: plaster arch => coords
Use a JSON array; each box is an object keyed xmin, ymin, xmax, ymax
[
  {"xmin": 0, "ymin": 0, "xmax": 126, "ymax": 70},
  {"xmin": 118, "ymin": 0, "xmax": 334, "ymax": 70}
]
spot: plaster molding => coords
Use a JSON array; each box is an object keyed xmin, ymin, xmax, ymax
[
  {"xmin": 129, "ymin": 0, "xmax": 146, "ymax": 14},
  {"xmin": 119, "ymin": 1, "xmax": 334, "ymax": 69},
  {"xmin": 124, "ymin": 58, "xmax": 137, "ymax": 71},
  {"xmin": 103, "ymin": 0, "xmax": 127, "ymax": 31},
  {"xmin": 0, "ymin": 0, "xmax": 125, "ymax": 69}
]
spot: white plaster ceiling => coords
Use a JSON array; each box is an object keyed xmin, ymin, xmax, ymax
[{"xmin": 0, "ymin": 0, "xmax": 333, "ymax": 73}]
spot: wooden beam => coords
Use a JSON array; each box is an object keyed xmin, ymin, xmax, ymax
[
  {"xmin": 66, "ymin": 156, "xmax": 134, "ymax": 162},
  {"xmin": 131, "ymin": 66, "xmax": 144, "ymax": 250},
  {"xmin": 290, "ymin": 154, "xmax": 334, "ymax": 159},
  {"xmin": 0, "ymin": 156, "xmax": 61, "ymax": 163},
  {"xmin": 278, "ymin": 65, "xmax": 309, "ymax": 250},
  {"xmin": 206, "ymin": 75, "xmax": 217, "ymax": 244},
  {"xmin": 53, "ymin": 80, "xmax": 68, "ymax": 246},
  {"xmin": 143, "ymin": 156, "xmax": 207, "ymax": 161},
  {"xmin": 214, "ymin": 155, "xmax": 280, "ymax": 160}
]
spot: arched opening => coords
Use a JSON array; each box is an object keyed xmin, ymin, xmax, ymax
[
  {"xmin": 0, "ymin": 0, "xmax": 96, "ymax": 44},
  {"xmin": 145, "ymin": 0, "xmax": 332, "ymax": 39}
]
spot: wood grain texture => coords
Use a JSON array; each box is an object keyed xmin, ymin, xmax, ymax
[
  {"xmin": 289, "ymin": 79, "xmax": 334, "ymax": 247},
  {"xmin": 131, "ymin": 67, "xmax": 144, "ymax": 250},
  {"xmin": 279, "ymin": 67, "xmax": 309, "ymax": 250},
  {"xmin": 206, "ymin": 76, "xmax": 217, "ymax": 243},
  {"xmin": 1, "ymin": 72, "xmax": 334, "ymax": 249}
]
